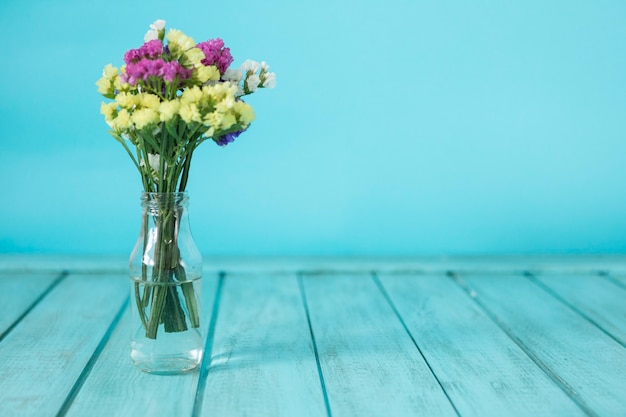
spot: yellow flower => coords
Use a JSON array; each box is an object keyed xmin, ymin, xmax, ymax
[
  {"xmin": 179, "ymin": 103, "xmax": 202, "ymax": 124},
  {"xmin": 182, "ymin": 47, "xmax": 205, "ymax": 67},
  {"xmin": 180, "ymin": 86, "xmax": 204, "ymax": 105},
  {"xmin": 116, "ymin": 92, "xmax": 138, "ymax": 109},
  {"xmin": 194, "ymin": 65, "xmax": 220, "ymax": 83},
  {"xmin": 204, "ymin": 82, "xmax": 238, "ymax": 104},
  {"xmin": 166, "ymin": 29, "xmax": 196, "ymax": 58},
  {"xmin": 113, "ymin": 109, "xmax": 131, "ymax": 131},
  {"xmin": 138, "ymin": 93, "xmax": 161, "ymax": 110},
  {"xmin": 203, "ymin": 111, "xmax": 223, "ymax": 129},
  {"xmin": 158, "ymin": 100, "xmax": 180, "ymax": 122},
  {"xmin": 96, "ymin": 76, "xmax": 112, "ymax": 95},
  {"xmin": 220, "ymin": 112, "xmax": 237, "ymax": 130},
  {"xmin": 96, "ymin": 64, "xmax": 119, "ymax": 96},
  {"xmin": 103, "ymin": 64, "xmax": 118, "ymax": 79},
  {"xmin": 234, "ymin": 101, "xmax": 255, "ymax": 125},
  {"xmin": 214, "ymin": 94, "xmax": 235, "ymax": 113},
  {"xmin": 204, "ymin": 110, "xmax": 236, "ymax": 130},
  {"xmin": 100, "ymin": 102, "xmax": 118, "ymax": 122},
  {"xmin": 112, "ymin": 65, "xmax": 132, "ymax": 93},
  {"xmin": 131, "ymin": 108, "xmax": 159, "ymax": 130},
  {"xmin": 114, "ymin": 77, "xmax": 131, "ymax": 93}
]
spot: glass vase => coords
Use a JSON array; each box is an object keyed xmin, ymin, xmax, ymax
[{"xmin": 129, "ymin": 192, "xmax": 203, "ymax": 374}]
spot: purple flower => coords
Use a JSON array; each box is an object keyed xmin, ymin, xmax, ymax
[
  {"xmin": 123, "ymin": 49, "xmax": 142, "ymax": 65},
  {"xmin": 214, "ymin": 128, "xmax": 246, "ymax": 146},
  {"xmin": 124, "ymin": 58, "xmax": 159, "ymax": 84},
  {"xmin": 122, "ymin": 58, "xmax": 192, "ymax": 85},
  {"xmin": 196, "ymin": 38, "xmax": 233, "ymax": 74},
  {"xmin": 124, "ymin": 40, "xmax": 164, "ymax": 64},
  {"xmin": 163, "ymin": 61, "xmax": 193, "ymax": 82},
  {"xmin": 145, "ymin": 59, "xmax": 165, "ymax": 76},
  {"xmin": 140, "ymin": 39, "xmax": 164, "ymax": 58}
]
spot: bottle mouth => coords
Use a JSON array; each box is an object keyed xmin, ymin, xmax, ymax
[{"xmin": 141, "ymin": 192, "xmax": 189, "ymax": 208}]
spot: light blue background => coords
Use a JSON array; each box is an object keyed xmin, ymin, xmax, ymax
[{"xmin": 1, "ymin": 0, "xmax": 625, "ymax": 255}]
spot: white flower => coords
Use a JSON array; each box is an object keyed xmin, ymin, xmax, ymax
[
  {"xmin": 222, "ymin": 68, "xmax": 243, "ymax": 83},
  {"xmin": 240, "ymin": 59, "xmax": 261, "ymax": 73},
  {"xmin": 144, "ymin": 19, "xmax": 166, "ymax": 42},
  {"xmin": 261, "ymin": 61, "xmax": 270, "ymax": 71},
  {"xmin": 261, "ymin": 72, "xmax": 277, "ymax": 89},
  {"xmin": 144, "ymin": 29, "xmax": 159, "ymax": 42},
  {"xmin": 151, "ymin": 19, "xmax": 166, "ymax": 30},
  {"xmin": 148, "ymin": 153, "xmax": 161, "ymax": 173},
  {"xmin": 246, "ymin": 74, "xmax": 261, "ymax": 93},
  {"xmin": 143, "ymin": 29, "xmax": 159, "ymax": 42}
]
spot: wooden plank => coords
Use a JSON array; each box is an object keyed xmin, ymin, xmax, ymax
[
  {"xmin": 0, "ymin": 272, "xmax": 62, "ymax": 336},
  {"xmin": 0, "ymin": 255, "xmax": 126, "ymax": 274},
  {"xmin": 459, "ymin": 273, "xmax": 626, "ymax": 417},
  {"xmin": 378, "ymin": 272, "xmax": 586, "ymax": 417},
  {"xmin": 3, "ymin": 254, "xmax": 626, "ymax": 275},
  {"xmin": 301, "ymin": 273, "xmax": 458, "ymax": 417},
  {"xmin": 63, "ymin": 273, "xmax": 220, "ymax": 417},
  {"xmin": 609, "ymin": 273, "xmax": 626, "ymax": 288},
  {"xmin": 0, "ymin": 273, "xmax": 128, "ymax": 417},
  {"xmin": 531, "ymin": 272, "xmax": 626, "ymax": 346},
  {"xmin": 198, "ymin": 273, "xmax": 327, "ymax": 417}
]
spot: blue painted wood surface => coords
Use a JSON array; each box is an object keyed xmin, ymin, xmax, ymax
[{"xmin": 0, "ymin": 256, "xmax": 625, "ymax": 417}]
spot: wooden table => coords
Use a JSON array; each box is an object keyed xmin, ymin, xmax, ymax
[{"xmin": 1, "ymin": 255, "xmax": 625, "ymax": 417}]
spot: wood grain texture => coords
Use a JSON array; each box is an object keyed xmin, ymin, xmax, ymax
[
  {"xmin": 531, "ymin": 273, "xmax": 626, "ymax": 346},
  {"xmin": 609, "ymin": 273, "xmax": 626, "ymax": 288},
  {"xmin": 459, "ymin": 273, "xmax": 626, "ymax": 417},
  {"xmin": 63, "ymin": 273, "xmax": 219, "ymax": 417},
  {"xmin": 301, "ymin": 273, "xmax": 458, "ymax": 417},
  {"xmin": 198, "ymin": 273, "xmax": 327, "ymax": 417},
  {"xmin": 0, "ymin": 274, "xmax": 128, "ymax": 417},
  {"xmin": 2, "ymin": 254, "xmax": 626, "ymax": 275},
  {"xmin": 1, "ymin": 258, "xmax": 625, "ymax": 417},
  {"xmin": 377, "ymin": 272, "xmax": 586, "ymax": 417},
  {"xmin": 0, "ymin": 272, "xmax": 61, "ymax": 336}
]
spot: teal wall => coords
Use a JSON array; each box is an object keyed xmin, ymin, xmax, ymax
[{"xmin": 1, "ymin": 0, "xmax": 625, "ymax": 255}]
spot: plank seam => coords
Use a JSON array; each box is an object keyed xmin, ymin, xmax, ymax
[
  {"xmin": 55, "ymin": 295, "xmax": 130, "ymax": 417},
  {"xmin": 526, "ymin": 272, "xmax": 626, "ymax": 350},
  {"xmin": 448, "ymin": 271, "xmax": 600, "ymax": 417},
  {"xmin": 602, "ymin": 272, "xmax": 626, "ymax": 291},
  {"xmin": 297, "ymin": 273, "xmax": 333, "ymax": 417},
  {"xmin": 0, "ymin": 270, "xmax": 69, "ymax": 344},
  {"xmin": 371, "ymin": 272, "xmax": 462, "ymax": 417},
  {"xmin": 192, "ymin": 272, "xmax": 226, "ymax": 417}
]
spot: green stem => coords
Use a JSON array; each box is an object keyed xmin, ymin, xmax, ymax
[
  {"xmin": 113, "ymin": 134, "xmax": 141, "ymax": 173},
  {"xmin": 142, "ymin": 202, "xmax": 193, "ymax": 338},
  {"xmin": 178, "ymin": 152, "xmax": 193, "ymax": 193},
  {"xmin": 144, "ymin": 209, "xmax": 169, "ymax": 339},
  {"xmin": 174, "ymin": 264, "xmax": 200, "ymax": 328},
  {"xmin": 129, "ymin": 120, "xmax": 203, "ymax": 339},
  {"xmin": 134, "ymin": 280, "xmax": 148, "ymax": 329},
  {"xmin": 163, "ymin": 279, "xmax": 188, "ymax": 332}
]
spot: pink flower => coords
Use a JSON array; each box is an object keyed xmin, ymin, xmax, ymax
[
  {"xmin": 196, "ymin": 38, "xmax": 233, "ymax": 74},
  {"xmin": 123, "ymin": 58, "xmax": 164, "ymax": 84},
  {"xmin": 163, "ymin": 61, "xmax": 193, "ymax": 82},
  {"xmin": 139, "ymin": 40, "xmax": 164, "ymax": 58},
  {"xmin": 124, "ymin": 40, "xmax": 164, "ymax": 64},
  {"xmin": 123, "ymin": 58, "xmax": 193, "ymax": 85}
]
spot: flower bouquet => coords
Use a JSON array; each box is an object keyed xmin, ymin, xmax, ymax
[{"xmin": 96, "ymin": 19, "xmax": 275, "ymax": 372}]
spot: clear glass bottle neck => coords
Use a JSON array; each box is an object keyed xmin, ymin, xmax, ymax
[{"xmin": 141, "ymin": 192, "xmax": 189, "ymax": 210}]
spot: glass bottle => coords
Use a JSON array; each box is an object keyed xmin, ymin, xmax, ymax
[{"xmin": 129, "ymin": 192, "xmax": 203, "ymax": 374}]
